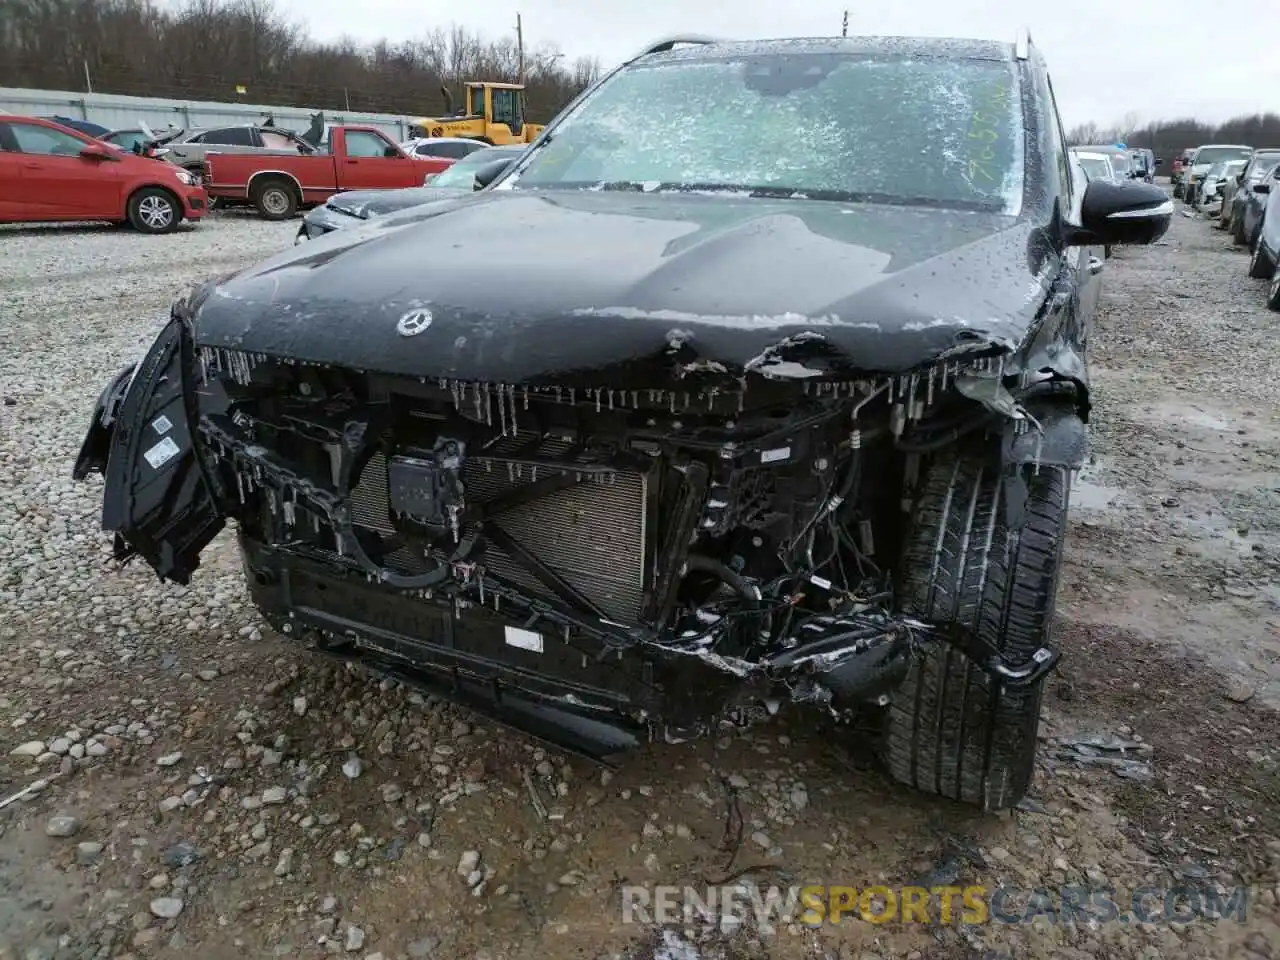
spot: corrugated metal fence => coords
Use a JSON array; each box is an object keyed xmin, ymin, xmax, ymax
[{"xmin": 0, "ymin": 86, "xmax": 417, "ymax": 141}]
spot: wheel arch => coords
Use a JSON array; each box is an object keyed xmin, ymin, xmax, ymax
[{"xmin": 247, "ymin": 170, "xmax": 303, "ymax": 202}]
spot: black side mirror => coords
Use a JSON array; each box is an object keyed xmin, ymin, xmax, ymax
[
  {"xmin": 1154, "ymin": 158, "xmax": 1163, "ymax": 166},
  {"xmin": 384, "ymin": 145, "xmax": 401, "ymax": 158},
  {"xmin": 473, "ymin": 158, "xmax": 515, "ymax": 190},
  {"xmin": 1066, "ymin": 179, "xmax": 1172, "ymax": 247},
  {"xmin": 1254, "ymin": 182, "xmax": 1272, "ymax": 194}
]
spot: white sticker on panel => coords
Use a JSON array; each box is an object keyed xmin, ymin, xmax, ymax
[
  {"xmin": 504, "ymin": 626, "xmax": 543, "ymax": 653},
  {"xmin": 143, "ymin": 436, "xmax": 181, "ymax": 470},
  {"xmin": 151, "ymin": 414, "xmax": 173, "ymax": 435}
]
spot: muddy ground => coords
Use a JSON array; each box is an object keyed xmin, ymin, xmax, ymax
[{"xmin": 0, "ymin": 201, "xmax": 1277, "ymax": 960}]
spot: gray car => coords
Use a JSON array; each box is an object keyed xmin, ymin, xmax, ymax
[
  {"xmin": 1227, "ymin": 150, "xmax": 1280, "ymax": 242},
  {"xmin": 1183, "ymin": 144, "xmax": 1254, "ymax": 205},
  {"xmin": 161, "ymin": 123, "xmax": 322, "ymax": 179},
  {"xmin": 1239, "ymin": 164, "xmax": 1280, "ymax": 251},
  {"xmin": 295, "ymin": 144, "xmax": 526, "ymax": 243},
  {"xmin": 1247, "ymin": 169, "xmax": 1280, "ymax": 309}
]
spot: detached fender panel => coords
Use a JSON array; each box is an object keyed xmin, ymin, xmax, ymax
[
  {"xmin": 1003, "ymin": 404, "xmax": 1088, "ymax": 471},
  {"xmin": 97, "ymin": 315, "xmax": 225, "ymax": 584},
  {"xmin": 999, "ymin": 404, "xmax": 1087, "ymax": 531},
  {"xmin": 72, "ymin": 363, "xmax": 138, "ymax": 481}
]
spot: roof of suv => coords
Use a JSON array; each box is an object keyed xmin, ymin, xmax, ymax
[{"xmin": 642, "ymin": 35, "xmax": 1015, "ymax": 63}]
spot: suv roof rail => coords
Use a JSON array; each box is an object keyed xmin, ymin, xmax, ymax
[
  {"xmin": 1015, "ymin": 28, "xmax": 1032, "ymax": 60},
  {"xmin": 628, "ymin": 35, "xmax": 725, "ymax": 62}
]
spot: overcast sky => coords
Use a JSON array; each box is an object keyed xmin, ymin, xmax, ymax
[{"xmin": 279, "ymin": 0, "xmax": 1267, "ymax": 128}]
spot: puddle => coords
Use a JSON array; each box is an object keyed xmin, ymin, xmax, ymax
[
  {"xmin": 1175, "ymin": 508, "xmax": 1277, "ymax": 559},
  {"xmin": 1150, "ymin": 401, "xmax": 1232, "ymax": 433},
  {"xmin": 1071, "ymin": 461, "xmax": 1125, "ymax": 514}
]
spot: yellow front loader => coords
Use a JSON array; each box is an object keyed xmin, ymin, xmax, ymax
[{"xmin": 411, "ymin": 82, "xmax": 545, "ymax": 145}]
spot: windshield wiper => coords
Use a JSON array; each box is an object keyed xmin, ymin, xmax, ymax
[{"xmin": 520, "ymin": 180, "xmax": 1006, "ymax": 212}]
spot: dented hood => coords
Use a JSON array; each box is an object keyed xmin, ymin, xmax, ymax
[
  {"xmin": 193, "ymin": 190, "xmax": 1056, "ymax": 383},
  {"xmin": 326, "ymin": 185, "xmax": 460, "ymax": 219}
]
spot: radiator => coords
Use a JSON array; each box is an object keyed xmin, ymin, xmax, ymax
[{"xmin": 348, "ymin": 434, "xmax": 649, "ymax": 624}]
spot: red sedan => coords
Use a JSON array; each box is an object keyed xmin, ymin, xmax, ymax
[{"xmin": 0, "ymin": 116, "xmax": 209, "ymax": 232}]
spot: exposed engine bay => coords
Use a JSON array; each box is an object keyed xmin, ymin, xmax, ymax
[{"xmin": 77, "ymin": 309, "xmax": 1069, "ymax": 760}]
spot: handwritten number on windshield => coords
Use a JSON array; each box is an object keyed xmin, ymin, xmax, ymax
[{"xmin": 966, "ymin": 86, "xmax": 1008, "ymax": 183}]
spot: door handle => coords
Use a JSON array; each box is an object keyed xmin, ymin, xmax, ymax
[
  {"xmin": 1088, "ymin": 256, "xmax": 1104, "ymax": 275},
  {"xmin": 345, "ymin": 159, "xmax": 359, "ymax": 164},
  {"xmin": 23, "ymin": 162, "xmax": 41, "ymax": 169}
]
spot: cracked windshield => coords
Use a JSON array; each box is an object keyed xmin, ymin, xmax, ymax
[{"xmin": 516, "ymin": 53, "xmax": 1025, "ymax": 212}]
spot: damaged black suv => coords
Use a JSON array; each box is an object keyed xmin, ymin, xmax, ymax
[{"xmin": 74, "ymin": 34, "xmax": 1171, "ymax": 811}]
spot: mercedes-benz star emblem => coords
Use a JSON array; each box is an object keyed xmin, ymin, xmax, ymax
[{"xmin": 396, "ymin": 309, "xmax": 433, "ymax": 337}]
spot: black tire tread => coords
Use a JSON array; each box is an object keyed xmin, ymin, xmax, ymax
[
  {"xmin": 1266, "ymin": 276, "xmax": 1280, "ymax": 312},
  {"xmin": 1248, "ymin": 243, "xmax": 1275, "ymax": 280},
  {"xmin": 1233, "ymin": 215, "xmax": 1248, "ymax": 246},
  {"xmin": 885, "ymin": 447, "xmax": 1068, "ymax": 810}
]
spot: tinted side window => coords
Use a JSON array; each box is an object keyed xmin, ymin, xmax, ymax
[
  {"xmin": 202, "ymin": 127, "xmax": 256, "ymax": 146},
  {"xmin": 427, "ymin": 140, "xmax": 478, "ymax": 159},
  {"xmin": 1042, "ymin": 73, "xmax": 1073, "ymax": 207}
]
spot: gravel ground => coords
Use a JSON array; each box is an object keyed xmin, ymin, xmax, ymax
[{"xmin": 0, "ymin": 203, "xmax": 1278, "ymax": 960}]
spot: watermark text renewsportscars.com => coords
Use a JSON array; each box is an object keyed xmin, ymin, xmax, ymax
[{"xmin": 620, "ymin": 884, "xmax": 1251, "ymax": 930}]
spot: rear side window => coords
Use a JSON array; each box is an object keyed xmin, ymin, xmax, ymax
[
  {"xmin": 415, "ymin": 140, "xmax": 481, "ymax": 159},
  {"xmin": 260, "ymin": 130, "xmax": 300, "ymax": 150},
  {"xmin": 8, "ymin": 123, "xmax": 87, "ymax": 156},
  {"xmin": 202, "ymin": 127, "xmax": 257, "ymax": 146}
]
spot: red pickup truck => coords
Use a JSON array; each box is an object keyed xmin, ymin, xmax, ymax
[{"xmin": 203, "ymin": 125, "xmax": 455, "ymax": 220}]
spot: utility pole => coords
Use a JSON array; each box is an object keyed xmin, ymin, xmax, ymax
[
  {"xmin": 516, "ymin": 12, "xmax": 525, "ymax": 84},
  {"xmin": 841, "ymin": 10, "xmax": 849, "ymax": 37}
]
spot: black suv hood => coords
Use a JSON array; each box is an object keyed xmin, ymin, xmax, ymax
[{"xmin": 193, "ymin": 190, "xmax": 1054, "ymax": 384}]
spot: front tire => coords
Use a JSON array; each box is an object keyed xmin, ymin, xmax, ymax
[
  {"xmin": 884, "ymin": 447, "xmax": 1069, "ymax": 811},
  {"xmin": 1267, "ymin": 274, "xmax": 1280, "ymax": 312},
  {"xmin": 127, "ymin": 188, "xmax": 181, "ymax": 234},
  {"xmin": 1233, "ymin": 215, "xmax": 1248, "ymax": 246}
]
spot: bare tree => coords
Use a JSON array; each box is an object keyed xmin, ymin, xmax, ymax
[{"xmin": 0, "ymin": 0, "xmax": 593, "ymax": 119}]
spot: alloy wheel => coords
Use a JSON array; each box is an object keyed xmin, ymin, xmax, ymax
[{"xmin": 138, "ymin": 195, "xmax": 175, "ymax": 230}]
